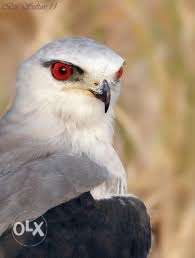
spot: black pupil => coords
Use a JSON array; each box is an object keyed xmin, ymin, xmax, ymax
[{"xmin": 60, "ymin": 66, "xmax": 67, "ymax": 74}]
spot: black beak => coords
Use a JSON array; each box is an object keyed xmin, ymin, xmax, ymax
[{"xmin": 90, "ymin": 80, "xmax": 111, "ymax": 113}]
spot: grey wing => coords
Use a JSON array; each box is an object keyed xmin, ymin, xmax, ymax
[{"xmin": 0, "ymin": 152, "xmax": 110, "ymax": 235}]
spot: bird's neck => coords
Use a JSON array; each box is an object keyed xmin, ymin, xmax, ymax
[
  {"xmin": 0, "ymin": 107, "xmax": 114, "ymax": 158},
  {"xmin": 0, "ymin": 108, "xmax": 126, "ymax": 195}
]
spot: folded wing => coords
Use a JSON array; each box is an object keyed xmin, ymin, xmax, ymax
[{"xmin": 0, "ymin": 151, "xmax": 109, "ymax": 235}]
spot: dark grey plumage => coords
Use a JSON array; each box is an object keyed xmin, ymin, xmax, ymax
[{"xmin": 0, "ymin": 193, "xmax": 151, "ymax": 258}]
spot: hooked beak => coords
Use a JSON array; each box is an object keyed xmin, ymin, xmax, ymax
[{"xmin": 90, "ymin": 80, "xmax": 111, "ymax": 113}]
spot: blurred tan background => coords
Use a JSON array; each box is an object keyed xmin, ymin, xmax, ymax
[{"xmin": 0, "ymin": 1, "xmax": 194, "ymax": 258}]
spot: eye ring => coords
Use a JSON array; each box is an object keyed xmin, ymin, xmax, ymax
[
  {"xmin": 51, "ymin": 62, "xmax": 73, "ymax": 81},
  {"xmin": 116, "ymin": 67, "xmax": 124, "ymax": 80}
]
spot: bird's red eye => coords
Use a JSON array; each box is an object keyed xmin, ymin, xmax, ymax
[
  {"xmin": 116, "ymin": 67, "xmax": 123, "ymax": 80},
  {"xmin": 51, "ymin": 62, "xmax": 73, "ymax": 81}
]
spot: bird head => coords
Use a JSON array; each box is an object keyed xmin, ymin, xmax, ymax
[{"xmin": 15, "ymin": 37, "xmax": 124, "ymax": 131}]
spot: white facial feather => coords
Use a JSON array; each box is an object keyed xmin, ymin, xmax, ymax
[
  {"xmin": 36, "ymin": 37, "xmax": 124, "ymax": 77},
  {"xmin": 12, "ymin": 37, "xmax": 124, "ymax": 143}
]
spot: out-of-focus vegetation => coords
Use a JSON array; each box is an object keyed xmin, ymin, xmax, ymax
[{"xmin": 0, "ymin": 1, "xmax": 194, "ymax": 257}]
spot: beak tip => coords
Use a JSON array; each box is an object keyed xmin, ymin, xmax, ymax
[
  {"xmin": 105, "ymin": 105, "xmax": 109, "ymax": 113},
  {"xmin": 102, "ymin": 80, "xmax": 111, "ymax": 113}
]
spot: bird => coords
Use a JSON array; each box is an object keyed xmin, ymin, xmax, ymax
[{"xmin": 0, "ymin": 37, "xmax": 127, "ymax": 236}]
